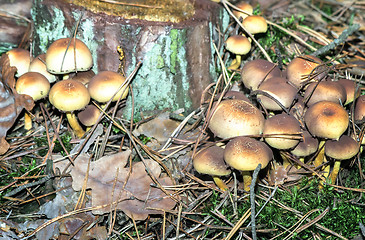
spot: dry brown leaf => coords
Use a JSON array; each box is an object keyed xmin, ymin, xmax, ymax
[
  {"xmin": 68, "ymin": 150, "xmax": 176, "ymax": 220},
  {"xmin": 0, "ymin": 53, "xmax": 34, "ymax": 155}
]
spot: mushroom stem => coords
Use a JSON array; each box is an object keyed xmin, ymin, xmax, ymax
[
  {"xmin": 228, "ymin": 55, "xmax": 242, "ymax": 70},
  {"xmin": 212, "ymin": 176, "xmax": 229, "ymax": 191},
  {"xmin": 241, "ymin": 170, "xmax": 252, "ymax": 192},
  {"xmin": 329, "ymin": 160, "xmax": 341, "ymax": 184},
  {"xmin": 281, "ymin": 152, "xmax": 291, "ymax": 169},
  {"xmin": 314, "ymin": 140, "xmax": 325, "ymax": 169},
  {"xmin": 66, "ymin": 112, "xmax": 85, "ymax": 138},
  {"xmin": 24, "ymin": 112, "xmax": 32, "ymax": 130}
]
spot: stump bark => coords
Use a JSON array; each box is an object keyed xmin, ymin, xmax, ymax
[{"xmin": 31, "ymin": 0, "xmax": 229, "ymax": 117}]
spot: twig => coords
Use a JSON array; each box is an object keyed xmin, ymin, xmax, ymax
[
  {"xmin": 312, "ymin": 24, "xmax": 360, "ymax": 56},
  {"xmin": 4, "ymin": 175, "xmax": 52, "ymax": 197},
  {"xmin": 250, "ymin": 164, "xmax": 261, "ymax": 240}
]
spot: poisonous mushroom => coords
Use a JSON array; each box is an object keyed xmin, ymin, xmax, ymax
[
  {"xmin": 15, "ymin": 72, "xmax": 50, "ymax": 130},
  {"xmin": 325, "ymin": 135, "xmax": 359, "ymax": 184},
  {"xmin": 304, "ymin": 101, "xmax": 349, "ymax": 170},
  {"xmin": 224, "ymin": 136, "xmax": 272, "ymax": 191},
  {"xmin": 6, "ymin": 48, "xmax": 31, "ymax": 77},
  {"xmin": 88, "ymin": 71, "xmax": 129, "ymax": 104},
  {"xmin": 225, "ymin": 35, "xmax": 251, "ymax": 70},
  {"xmin": 241, "ymin": 59, "xmax": 281, "ymax": 91},
  {"xmin": 286, "ymin": 55, "xmax": 326, "ymax": 89},
  {"xmin": 337, "ymin": 78, "xmax": 358, "ymax": 105},
  {"xmin": 290, "ymin": 130, "xmax": 319, "ymax": 168},
  {"xmin": 49, "ymin": 79, "xmax": 90, "ymax": 138},
  {"xmin": 45, "ymin": 38, "xmax": 93, "ymax": 78},
  {"xmin": 232, "ymin": 2, "xmax": 253, "ymax": 21},
  {"xmin": 193, "ymin": 145, "xmax": 231, "ymax": 191},
  {"xmin": 208, "ymin": 99, "xmax": 265, "ymax": 139},
  {"xmin": 304, "ymin": 80, "xmax": 346, "ymax": 106},
  {"xmin": 241, "ymin": 15, "xmax": 268, "ymax": 35},
  {"xmin": 77, "ymin": 104, "xmax": 100, "ymax": 130},
  {"xmin": 29, "ymin": 54, "xmax": 57, "ymax": 83}
]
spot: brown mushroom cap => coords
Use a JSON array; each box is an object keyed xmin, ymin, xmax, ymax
[
  {"xmin": 263, "ymin": 113, "xmax": 301, "ymax": 150},
  {"xmin": 225, "ymin": 35, "xmax": 251, "ymax": 55},
  {"xmin": 193, "ymin": 146, "xmax": 231, "ymax": 177},
  {"xmin": 88, "ymin": 71, "xmax": 129, "ymax": 103},
  {"xmin": 304, "ymin": 80, "xmax": 347, "ymax": 106},
  {"xmin": 337, "ymin": 78, "xmax": 357, "ymax": 105},
  {"xmin": 6, "ymin": 48, "xmax": 31, "ymax": 77},
  {"xmin": 49, "ymin": 79, "xmax": 90, "ymax": 112},
  {"xmin": 286, "ymin": 55, "xmax": 325, "ymax": 88},
  {"xmin": 224, "ymin": 91, "xmax": 250, "ymax": 102},
  {"xmin": 354, "ymin": 95, "xmax": 365, "ymax": 123},
  {"xmin": 46, "ymin": 38, "xmax": 93, "ymax": 74},
  {"xmin": 232, "ymin": 2, "xmax": 253, "ymax": 20},
  {"xmin": 257, "ymin": 77, "xmax": 298, "ymax": 111},
  {"xmin": 242, "ymin": 15, "xmax": 268, "ymax": 35},
  {"xmin": 241, "ymin": 59, "xmax": 281, "ymax": 91},
  {"xmin": 325, "ymin": 135, "xmax": 359, "ymax": 160},
  {"xmin": 15, "ymin": 72, "xmax": 50, "ymax": 101},
  {"xmin": 291, "ymin": 130, "xmax": 319, "ymax": 157},
  {"xmin": 29, "ymin": 54, "xmax": 57, "ymax": 83},
  {"xmin": 70, "ymin": 69, "xmax": 95, "ymax": 86},
  {"xmin": 208, "ymin": 99, "xmax": 265, "ymax": 139},
  {"xmin": 77, "ymin": 104, "xmax": 100, "ymax": 127},
  {"xmin": 304, "ymin": 101, "xmax": 348, "ymax": 140},
  {"xmin": 224, "ymin": 136, "xmax": 272, "ymax": 171}
]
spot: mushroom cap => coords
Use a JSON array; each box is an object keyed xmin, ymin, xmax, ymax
[
  {"xmin": 193, "ymin": 145, "xmax": 231, "ymax": 176},
  {"xmin": 88, "ymin": 71, "xmax": 129, "ymax": 103},
  {"xmin": 337, "ymin": 78, "xmax": 357, "ymax": 105},
  {"xmin": 232, "ymin": 2, "xmax": 253, "ymax": 20},
  {"xmin": 304, "ymin": 80, "xmax": 347, "ymax": 106},
  {"xmin": 49, "ymin": 79, "xmax": 90, "ymax": 112},
  {"xmin": 304, "ymin": 101, "xmax": 348, "ymax": 140},
  {"xmin": 70, "ymin": 69, "xmax": 95, "ymax": 86},
  {"xmin": 241, "ymin": 59, "xmax": 281, "ymax": 91},
  {"xmin": 6, "ymin": 48, "xmax": 31, "ymax": 77},
  {"xmin": 286, "ymin": 55, "xmax": 325, "ymax": 88},
  {"xmin": 208, "ymin": 99, "xmax": 265, "ymax": 139},
  {"xmin": 355, "ymin": 95, "xmax": 365, "ymax": 123},
  {"xmin": 224, "ymin": 91, "xmax": 250, "ymax": 102},
  {"xmin": 225, "ymin": 35, "xmax": 251, "ymax": 55},
  {"xmin": 257, "ymin": 77, "xmax": 298, "ymax": 111},
  {"xmin": 77, "ymin": 104, "xmax": 100, "ymax": 127},
  {"xmin": 29, "ymin": 54, "xmax": 57, "ymax": 83},
  {"xmin": 263, "ymin": 113, "xmax": 301, "ymax": 150},
  {"xmin": 224, "ymin": 136, "xmax": 272, "ymax": 171},
  {"xmin": 15, "ymin": 72, "xmax": 50, "ymax": 101},
  {"xmin": 242, "ymin": 15, "xmax": 268, "ymax": 34},
  {"xmin": 325, "ymin": 135, "xmax": 359, "ymax": 160},
  {"xmin": 290, "ymin": 130, "xmax": 319, "ymax": 157},
  {"xmin": 46, "ymin": 38, "xmax": 93, "ymax": 74}
]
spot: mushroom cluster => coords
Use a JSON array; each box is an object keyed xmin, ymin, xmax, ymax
[
  {"xmin": 193, "ymin": 54, "xmax": 361, "ymax": 192},
  {"xmin": 6, "ymin": 37, "xmax": 129, "ymax": 138}
]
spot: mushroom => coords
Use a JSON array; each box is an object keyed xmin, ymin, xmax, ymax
[
  {"xmin": 325, "ymin": 135, "xmax": 359, "ymax": 184},
  {"xmin": 224, "ymin": 136, "xmax": 272, "ymax": 191},
  {"xmin": 77, "ymin": 104, "xmax": 100, "ymax": 131},
  {"xmin": 241, "ymin": 59, "xmax": 281, "ymax": 91},
  {"xmin": 6, "ymin": 48, "xmax": 31, "ymax": 77},
  {"xmin": 241, "ymin": 15, "xmax": 268, "ymax": 35},
  {"xmin": 286, "ymin": 55, "xmax": 326, "ymax": 89},
  {"xmin": 193, "ymin": 145, "xmax": 231, "ymax": 191},
  {"xmin": 232, "ymin": 2, "xmax": 253, "ymax": 21},
  {"xmin": 304, "ymin": 101, "xmax": 349, "ymax": 169},
  {"xmin": 257, "ymin": 77, "xmax": 298, "ymax": 111},
  {"xmin": 337, "ymin": 78, "xmax": 358, "ymax": 105},
  {"xmin": 88, "ymin": 71, "xmax": 129, "ymax": 104},
  {"xmin": 49, "ymin": 79, "xmax": 90, "ymax": 138},
  {"xmin": 71, "ymin": 69, "xmax": 96, "ymax": 86},
  {"xmin": 304, "ymin": 80, "xmax": 347, "ymax": 106},
  {"xmin": 290, "ymin": 130, "xmax": 319, "ymax": 168},
  {"xmin": 354, "ymin": 95, "xmax": 365, "ymax": 124},
  {"xmin": 45, "ymin": 38, "xmax": 93, "ymax": 78},
  {"xmin": 225, "ymin": 35, "xmax": 251, "ymax": 70},
  {"xmin": 29, "ymin": 54, "xmax": 57, "ymax": 83},
  {"xmin": 15, "ymin": 72, "xmax": 50, "ymax": 130},
  {"xmin": 208, "ymin": 99, "xmax": 265, "ymax": 139}
]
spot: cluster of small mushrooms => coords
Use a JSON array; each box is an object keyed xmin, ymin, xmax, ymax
[
  {"xmin": 5, "ymin": 37, "xmax": 128, "ymax": 138},
  {"xmin": 193, "ymin": 2, "xmax": 362, "ymax": 192}
]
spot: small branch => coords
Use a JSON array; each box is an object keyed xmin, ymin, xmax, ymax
[
  {"xmin": 312, "ymin": 24, "xmax": 360, "ymax": 56},
  {"xmin": 250, "ymin": 163, "xmax": 261, "ymax": 240}
]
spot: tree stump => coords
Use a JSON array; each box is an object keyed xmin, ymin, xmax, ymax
[{"xmin": 31, "ymin": 0, "xmax": 229, "ymax": 117}]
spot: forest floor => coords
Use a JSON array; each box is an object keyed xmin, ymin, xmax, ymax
[{"xmin": 0, "ymin": 0, "xmax": 365, "ymax": 239}]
